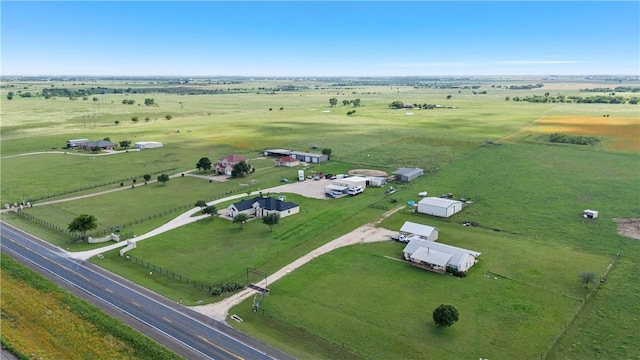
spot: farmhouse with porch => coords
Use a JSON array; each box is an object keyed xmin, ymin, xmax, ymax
[
  {"xmin": 402, "ymin": 238, "xmax": 480, "ymax": 274},
  {"xmin": 215, "ymin": 154, "xmax": 247, "ymax": 176},
  {"xmin": 227, "ymin": 196, "xmax": 300, "ymax": 219}
]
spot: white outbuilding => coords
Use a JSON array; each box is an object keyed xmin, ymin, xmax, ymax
[
  {"xmin": 134, "ymin": 141, "xmax": 163, "ymax": 150},
  {"xmin": 417, "ymin": 197, "xmax": 463, "ymax": 218},
  {"xmin": 332, "ymin": 176, "xmax": 367, "ymax": 189},
  {"xmin": 399, "ymin": 221, "xmax": 439, "ymax": 241}
]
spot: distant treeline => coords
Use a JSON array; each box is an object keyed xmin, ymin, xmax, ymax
[
  {"xmin": 509, "ymin": 94, "xmax": 638, "ymax": 104},
  {"xmin": 579, "ymin": 86, "xmax": 640, "ymax": 93},
  {"xmin": 15, "ymin": 85, "xmax": 314, "ymax": 98},
  {"xmin": 549, "ymin": 133, "xmax": 600, "ymax": 146}
]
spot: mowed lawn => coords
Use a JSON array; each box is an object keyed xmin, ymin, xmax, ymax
[
  {"xmin": 94, "ymin": 192, "xmax": 389, "ymax": 303},
  {"xmin": 230, "ymin": 237, "xmax": 610, "ymax": 360}
]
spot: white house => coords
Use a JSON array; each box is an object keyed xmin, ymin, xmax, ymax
[
  {"xmin": 134, "ymin": 141, "xmax": 163, "ymax": 150},
  {"xmin": 402, "ymin": 238, "xmax": 480, "ymax": 274},
  {"xmin": 417, "ymin": 197, "xmax": 463, "ymax": 218},
  {"xmin": 400, "ymin": 221, "xmax": 439, "ymax": 241},
  {"xmin": 227, "ymin": 196, "xmax": 299, "ymax": 219}
]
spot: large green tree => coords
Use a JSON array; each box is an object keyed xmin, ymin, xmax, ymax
[
  {"xmin": 196, "ymin": 157, "xmax": 212, "ymax": 172},
  {"xmin": 157, "ymin": 174, "xmax": 170, "ymax": 185},
  {"xmin": 262, "ymin": 212, "xmax": 280, "ymax": 231},
  {"xmin": 231, "ymin": 161, "xmax": 252, "ymax": 177},
  {"xmin": 321, "ymin": 148, "xmax": 332, "ymax": 160},
  {"xmin": 119, "ymin": 140, "xmax": 131, "ymax": 149},
  {"xmin": 432, "ymin": 304, "xmax": 459, "ymax": 327},
  {"xmin": 389, "ymin": 100, "xmax": 404, "ymax": 109},
  {"xmin": 202, "ymin": 205, "xmax": 218, "ymax": 218},
  {"xmin": 68, "ymin": 214, "xmax": 98, "ymax": 239},
  {"xmin": 233, "ymin": 213, "xmax": 249, "ymax": 228},
  {"xmin": 329, "ymin": 97, "xmax": 338, "ymax": 107}
]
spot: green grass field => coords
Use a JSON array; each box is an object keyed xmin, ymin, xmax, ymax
[{"xmin": 1, "ymin": 77, "xmax": 638, "ymax": 359}]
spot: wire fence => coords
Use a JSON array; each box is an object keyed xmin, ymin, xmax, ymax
[
  {"xmin": 25, "ymin": 167, "xmax": 179, "ymax": 203},
  {"xmin": 14, "ymin": 181, "xmax": 262, "ymax": 240},
  {"xmin": 124, "ymin": 254, "xmax": 214, "ymax": 293},
  {"xmin": 537, "ymin": 252, "xmax": 620, "ymax": 359}
]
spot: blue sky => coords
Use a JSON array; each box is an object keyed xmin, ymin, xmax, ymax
[{"xmin": 2, "ymin": 1, "xmax": 638, "ymax": 76}]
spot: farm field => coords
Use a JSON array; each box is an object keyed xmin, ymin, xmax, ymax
[
  {"xmin": 0, "ymin": 254, "xmax": 181, "ymax": 360},
  {"xmin": 1, "ymin": 77, "xmax": 639, "ymax": 359}
]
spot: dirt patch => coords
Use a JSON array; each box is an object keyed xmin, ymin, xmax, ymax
[
  {"xmin": 348, "ymin": 169, "xmax": 388, "ymax": 177},
  {"xmin": 613, "ymin": 218, "xmax": 640, "ymax": 240}
]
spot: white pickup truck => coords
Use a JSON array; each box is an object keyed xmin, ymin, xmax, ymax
[{"xmin": 391, "ymin": 234, "xmax": 409, "ymax": 243}]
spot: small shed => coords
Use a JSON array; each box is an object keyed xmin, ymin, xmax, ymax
[
  {"xmin": 367, "ymin": 176, "xmax": 386, "ymax": 187},
  {"xmin": 400, "ymin": 221, "xmax": 439, "ymax": 241},
  {"xmin": 583, "ymin": 209, "xmax": 599, "ymax": 219},
  {"xmin": 392, "ymin": 168, "xmax": 424, "ymax": 182},
  {"xmin": 417, "ymin": 197, "xmax": 463, "ymax": 218},
  {"xmin": 134, "ymin": 141, "xmax": 163, "ymax": 149}
]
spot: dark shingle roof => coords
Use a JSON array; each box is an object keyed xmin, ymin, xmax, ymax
[{"xmin": 232, "ymin": 197, "xmax": 298, "ymax": 212}]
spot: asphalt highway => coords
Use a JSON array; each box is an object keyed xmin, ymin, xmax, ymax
[{"xmin": 0, "ymin": 221, "xmax": 296, "ymax": 360}]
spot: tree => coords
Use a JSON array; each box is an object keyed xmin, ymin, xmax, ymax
[
  {"xmin": 114, "ymin": 120, "xmax": 120, "ymax": 126},
  {"xmin": 329, "ymin": 97, "xmax": 338, "ymax": 107},
  {"xmin": 321, "ymin": 148, "xmax": 332, "ymax": 160},
  {"xmin": 143, "ymin": 174, "xmax": 151, "ymax": 184},
  {"xmin": 233, "ymin": 213, "xmax": 249, "ymax": 228},
  {"xmin": 196, "ymin": 157, "xmax": 212, "ymax": 172},
  {"xmin": 68, "ymin": 214, "xmax": 98, "ymax": 239},
  {"xmin": 165, "ymin": 114, "xmax": 172, "ymax": 120},
  {"xmin": 7, "ymin": 91, "xmax": 14, "ymax": 100},
  {"xmin": 263, "ymin": 212, "xmax": 280, "ymax": 231},
  {"xmin": 432, "ymin": 304, "xmax": 459, "ymax": 327},
  {"xmin": 119, "ymin": 140, "xmax": 131, "ymax": 149},
  {"xmin": 131, "ymin": 116, "xmax": 139, "ymax": 123},
  {"xmin": 91, "ymin": 146, "xmax": 101, "ymax": 153},
  {"xmin": 202, "ymin": 205, "xmax": 217, "ymax": 218},
  {"xmin": 195, "ymin": 200, "xmax": 207, "ymax": 208},
  {"xmin": 446, "ymin": 95, "xmax": 452, "ymax": 100},
  {"xmin": 347, "ymin": 110, "xmax": 356, "ymax": 116},
  {"xmin": 157, "ymin": 174, "xmax": 170, "ymax": 185},
  {"xmin": 351, "ymin": 98, "xmax": 361, "ymax": 107},
  {"xmin": 231, "ymin": 161, "xmax": 252, "ymax": 177},
  {"xmin": 144, "ymin": 98, "xmax": 155, "ymax": 106},
  {"xmin": 389, "ymin": 100, "xmax": 404, "ymax": 109},
  {"xmin": 579, "ymin": 271, "xmax": 596, "ymax": 288}
]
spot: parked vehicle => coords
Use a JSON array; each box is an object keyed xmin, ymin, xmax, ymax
[
  {"xmin": 391, "ymin": 234, "xmax": 408, "ymax": 243},
  {"xmin": 348, "ymin": 186, "xmax": 365, "ymax": 196}
]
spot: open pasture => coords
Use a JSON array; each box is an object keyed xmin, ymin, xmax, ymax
[{"xmin": 1, "ymin": 78, "xmax": 638, "ymax": 359}]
